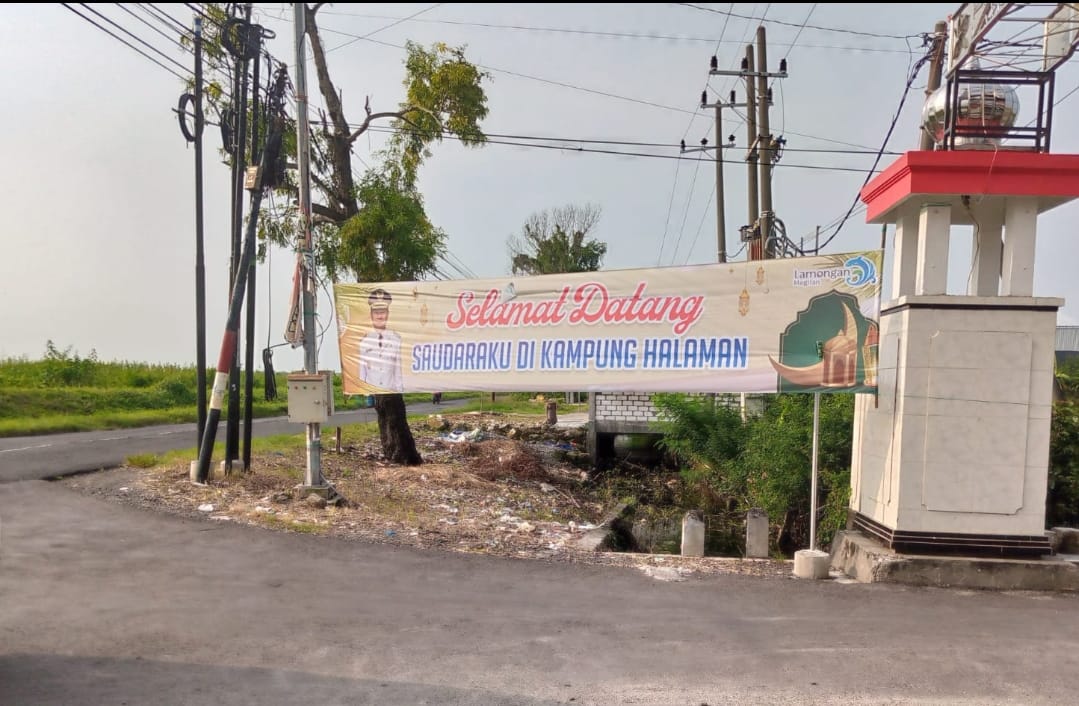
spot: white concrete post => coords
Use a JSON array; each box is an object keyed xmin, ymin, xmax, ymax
[
  {"xmin": 681, "ymin": 512, "xmax": 705, "ymax": 557},
  {"xmin": 969, "ymin": 207, "xmax": 1003, "ymax": 297},
  {"xmin": 1002, "ymin": 197, "xmax": 1038, "ymax": 297},
  {"xmin": 891, "ymin": 209, "xmax": 919, "ymax": 300},
  {"xmin": 746, "ymin": 509, "xmax": 769, "ymax": 558},
  {"xmin": 915, "ymin": 204, "xmax": 951, "ymax": 296}
]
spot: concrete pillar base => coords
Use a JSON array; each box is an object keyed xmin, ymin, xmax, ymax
[
  {"xmin": 189, "ymin": 460, "xmax": 213, "ymax": 484},
  {"xmin": 793, "ymin": 549, "xmax": 831, "ymax": 580}
]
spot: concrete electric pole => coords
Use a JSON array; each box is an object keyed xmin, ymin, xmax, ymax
[{"xmin": 293, "ymin": 2, "xmax": 323, "ymax": 489}]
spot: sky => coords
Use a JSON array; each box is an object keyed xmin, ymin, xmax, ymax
[{"xmin": 3, "ymin": 3, "xmax": 1079, "ymax": 374}]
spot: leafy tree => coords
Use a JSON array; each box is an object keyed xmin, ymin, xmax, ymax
[
  {"xmin": 1047, "ymin": 402, "xmax": 1079, "ymax": 527},
  {"xmin": 509, "ymin": 203, "xmax": 607, "ymax": 276},
  {"xmin": 1048, "ymin": 358, "xmax": 1079, "ymax": 527},
  {"xmin": 192, "ymin": 4, "xmax": 490, "ymax": 464},
  {"xmin": 737, "ymin": 395, "xmax": 854, "ymax": 554}
]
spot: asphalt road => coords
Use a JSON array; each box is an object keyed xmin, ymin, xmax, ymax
[
  {"xmin": 2, "ymin": 476, "xmax": 1079, "ymax": 705},
  {"xmin": 0, "ymin": 399, "xmax": 464, "ymax": 483}
]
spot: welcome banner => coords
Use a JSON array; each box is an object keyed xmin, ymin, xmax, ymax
[{"xmin": 334, "ymin": 251, "xmax": 882, "ymax": 395}]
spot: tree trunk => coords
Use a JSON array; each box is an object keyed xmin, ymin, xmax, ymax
[
  {"xmin": 374, "ymin": 393, "xmax": 422, "ymax": 465},
  {"xmin": 777, "ymin": 509, "xmax": 798, "ymax": 557}
]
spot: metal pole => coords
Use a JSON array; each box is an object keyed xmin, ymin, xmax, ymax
[
  {"xmin": 756, "ymin": 26, "xmax": 773, "ymax": 259},
  {"xmin": 243, "ymin": 44, "xmax": 262, "ymax": 471},
  {"xmin": 194, "ymin": 16, "xmax": 207, "ymax": 449},
  {"xmin": 715, "ymin": 102, "xmax": 727, "ymax": 263},
  {"xmin": 744, "ymin": 45, "xmax": 759, "ymax": 259},
  {"xmin": 226, "ymin": 6, "xmax": 252, "ymax": 472},
  {"xmin": 295, "ymin": 2, "xmax": 322, "ymax": 488},
  {"xmin": 920, "ymin": 20, "xmax": 948, "ymax": 151},
  {"xmin": 196, "ymin": 70, "xmax": 286, "ymax": 484},
  {"xmin": 810, "ymin": 391, "xmax": 821, "ymax": 551}
]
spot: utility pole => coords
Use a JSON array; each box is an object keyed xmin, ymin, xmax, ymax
[
  {"xmin": 193, "ymin": 16, "xmax": 207, "ymax": 449},
  {"xmin": 683, "ymin": 54, "xmax": 740, "ymax": 264},
  {"xmin": 226, "ymin": 4, "xmax": 253, "ymax": 473},
  {"xmin": 243, "ymin": 43, "xmax": 263, "ymax": 471},
  {"xmin": 756, "ymin": 26, "xmax": 774, "ymax": 258},
  {"xmin": 920, "ymin": 20, "xmax": 949, "ymax": 150},
  {"xmin": 294, "ymin": 2, "xmax": 323, "ymax": 489},
  {"xmin": 744, "ymin": 46, "xmax": 759, "ymax": 260},
  {"xmin": 196, "ymin": 68, "xmax": 289, "ymax": 485},
  {"xmin": 706, "ymin": 43, "xmax": 786, "ymax": 264},
  {"xmin": 714, "ymin": 98, "xmax": 727, "ymax": 263}
]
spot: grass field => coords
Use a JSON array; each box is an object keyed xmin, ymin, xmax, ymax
[{"xmin": 0, "ymin": 343, "xmax": 580, "ymax": 437}]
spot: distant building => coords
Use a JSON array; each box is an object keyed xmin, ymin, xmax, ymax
[
  {"xmin": 1055, "ymin": 326, "xmax": 1079, "ymax": 402},
  {"xmin": 1057, "ymin": 326, "xmax": 1079, "ymax": 364}
]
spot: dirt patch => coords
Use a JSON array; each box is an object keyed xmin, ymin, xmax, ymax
[{"xmin": 57, "ymin": 411, "xmax": 793, "ymax": 580}]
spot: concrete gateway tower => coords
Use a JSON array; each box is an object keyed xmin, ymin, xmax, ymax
[
  {"xmin": 850, "ymin": 151, "xmax": 1079, "ymax": 555},
  {"xmin": 845, "ymin": 4, "xmax": 1079, "ymax": 557}
]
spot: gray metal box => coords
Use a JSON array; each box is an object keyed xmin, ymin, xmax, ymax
[{"xmin": 287, "ymin": 373, "xmax": 333, "ymax": 423}]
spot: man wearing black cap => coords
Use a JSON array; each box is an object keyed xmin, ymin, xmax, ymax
[{"xmin": 359, "ymin": 288, "xmax": 404, "ymax": 392}]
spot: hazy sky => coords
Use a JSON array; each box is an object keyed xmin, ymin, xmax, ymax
[{"xmin": 3, "ymin": 3, "xmax": 1078, "ymax": 373}]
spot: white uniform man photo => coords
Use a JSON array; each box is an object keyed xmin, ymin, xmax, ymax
[{"xmin": 359, "ymin": 288, "xmax": 404, "ymax": 392}]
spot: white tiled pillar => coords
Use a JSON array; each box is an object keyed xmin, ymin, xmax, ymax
[
  {"xmin": 1002, "ymin": 197, "xmax": 1038, "ymax": 297},
  {"xmin": 891, "ymin": 209, "xmax": 919, "ymax": 300},
  {"xmin": 968, "ymin": 207, "xmax": 1003, "ymax": 297},
  {"xmin": 915, "ymin": 204, "xmax": 951, "ymax": 296}
]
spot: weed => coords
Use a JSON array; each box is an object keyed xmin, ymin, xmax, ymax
[{"xmin": 126, "ymin": 453, "xmax": 160, "ymax": 468}]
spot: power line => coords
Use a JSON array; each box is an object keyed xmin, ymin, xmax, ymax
[
  {"xmin": 676, "ymin": 3, "xmax": 920, "ymax": 41},
  {"xmin": 783, "ymin": 4, "xmax": 818, "ymax": 61},
  {"xmin": 809, "ymin": 48, "xmax": 935, "ymax": 255},
  {"xmin": 659, "ymin": 1, "xmax": 738, "ymax": 266},
  {"xmin": 774, "ymin": 4, "xmax": 816, "ymax": 138},
  {"xmin": 115, "ymin": 3, "xmax": 189, "ymax": 50},
  {"xmin": 311, "ymin": 11, "xmax": 909, "ymax": 53},
  {"xmin": 141, "ymin": 3, "xmax": 192, "ymax": 37},
  {"xmin": 351, "ymin": 35, "xmax": 700, "ymax": 116},
  {"xmin": 359, "ymin": 124, "xmax": 884, "ymax": 171},
  {"xmin": 658, "ymin": 0, "xmax": 735, "ymax": 267},
  {"xmin": 669, "ymin": 153, "xmax": 707, "ymax": 264},
  {"xmin": 666, "ymin": 3, "xmax": 764, "ymax": 266},
  {"xmin": 656, "ymin": 159, "xmax": 685, "ymax": 266},
  {"xmin": 320, "ymin": 29, "xmax": 878, "ymax": 153},
  {"xmin": 683, "ymin": 175, "xmax": 718, "ymax": 265},
  {"xmin": 61, "ymin": 3, "xmax": 190, "ymax": 81},
  {"xmin": 326, "ymin": 3, "xmax": 444, "ymax": 53},
  {"xmin": 725, "ymin": 106, "xmax": 883, "ymax": 152},
  {"xmin": 76, "ymin": 3, "xmax": 191, "ymax": 74}
]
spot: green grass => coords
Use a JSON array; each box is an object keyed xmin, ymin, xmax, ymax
[
  {"xmin": 125, "ymin": 453, "xmax": 160, "ymax": 468},
  {"xmin": 0, "ymin": 344, "xmax": 586, "ymax": 438}
]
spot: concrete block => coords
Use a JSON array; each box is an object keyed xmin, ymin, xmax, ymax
[
  {"xmin": 830, "ymin": 530, "xmax": 1079, "ymax": 591},
  {"xmin": 793, "ymin": 549, "xmax": 831, "ymax": 579},
  {"xmin": 746, "ymin": 508, "xmax": 769, "ymax": 558},
  {"xmin": 681, "ymin": 512, "xmax": 705, "ymax": 557}
]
